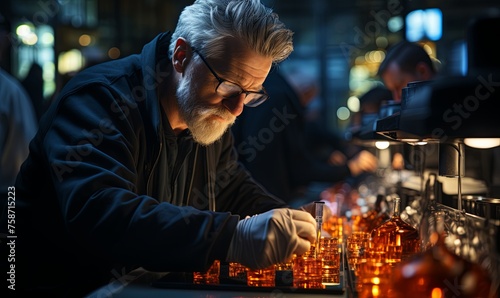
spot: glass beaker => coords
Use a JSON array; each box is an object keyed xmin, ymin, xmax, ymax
[
  {"xmin": 247, "ymin": 265, "xmax": 275, "ymax": 287},
  {"xmin": 370, "ymin": 197, "xmax": 420, "ymax": 262},
  {"xmin": 193, "ymin": 259, "xmax": 220, "ymax": 285},
  {"xmin": 293, "ymin": 247, "xmax": 324, "ymax": 289}
]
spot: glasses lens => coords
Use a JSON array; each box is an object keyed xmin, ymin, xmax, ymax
[
  {"xmin": 244, "ymin": 93, "xmax": 268, "ymax": 107},
  {"xmin": 217, "ymin": 81, "xmax": 268, "ymax": 107},
  {"xmin": 217, "ymin": 81, "xmax": 242, "ymax": 98}
]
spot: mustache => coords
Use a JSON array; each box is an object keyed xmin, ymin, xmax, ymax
[{"xmin": 199, "ymin": 105, "xmax": 236, "ymax": 123}]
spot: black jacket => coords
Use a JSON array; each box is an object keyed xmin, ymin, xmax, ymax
[{"xmin": 8, "ymin": 32, "xmax": 286, "ymax": 296}]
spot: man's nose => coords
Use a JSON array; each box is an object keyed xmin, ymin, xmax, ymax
[{"xmin": 222, "ymin": 94, "xmax": 246, "ymax": 116}]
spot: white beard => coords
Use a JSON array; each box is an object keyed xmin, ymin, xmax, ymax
[{"xmin": 176, "ymin": 74, "xmax": 236, "ymax": 146}]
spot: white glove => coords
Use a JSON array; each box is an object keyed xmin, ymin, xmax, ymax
[{"xmin": 226, "ymin": 208, "xmax": 316, "ymax": 269}]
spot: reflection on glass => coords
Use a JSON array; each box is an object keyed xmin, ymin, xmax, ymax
[
  {"xmin": 370, "ymin": 197, "xmax": 420, "ymax": 262},
  {"xmin": 389, "ymin": 211, "xmax": 496, "ymax": 298},
  {"xmin": 247, "ymin": 266, "xmax": 275, "ymax": 287},
  {"xmin": 293, "ymin": 247, "xmax": 324, "ymax": 289}
]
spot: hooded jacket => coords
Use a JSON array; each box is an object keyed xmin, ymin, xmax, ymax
[{"xmin": 10, "ymin": 32, "xmax": 286, "ymax": 296}]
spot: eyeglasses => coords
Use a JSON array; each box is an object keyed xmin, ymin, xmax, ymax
[{"xmin": 192, "ymin": 48, "xmax": 269, "ymax": 107}]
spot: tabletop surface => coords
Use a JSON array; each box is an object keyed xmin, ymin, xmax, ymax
[{"xmin": 85, "ymin": 268, "xmax": 348, "ymax": 298}]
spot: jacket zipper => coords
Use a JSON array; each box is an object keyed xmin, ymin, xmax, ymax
[
  {"xmin": 206, "ymin": 147, "xmax": 216, "ymax": 211},
  {"xmin": 185, "ymin": 144, "xmax": 199, "ymax": 207},
  {"xmin": 147, "ymin": 140, "xmax": 163, "ymax": 196}
]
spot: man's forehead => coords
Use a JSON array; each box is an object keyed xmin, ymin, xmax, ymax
[{"xmin": 213, "ymin": 40, "xmax": 272, "ymax": 85}]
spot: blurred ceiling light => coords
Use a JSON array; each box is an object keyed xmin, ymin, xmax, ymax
[
  {"xmin": 405, "ymin": 141, "xmax": 428, "ymax": 146},
  {"xmin": 350, "ymin": 65, "xmax": 369, "ymax": 78},
  {"xmin": 108, "ymin": 47, "xmax": 121, "ymax": 59},
  {"xmin": 16, "ymin": 24, "xmax": 32, "ymax": 37},
  {"xmin": 347, "ymin": 96, "xmax": 360, "ymax": 112},
  {"xmin": 371, "ymin": 50, "xmax": 384, "ymax": 63},
  {"xmin": 336, "ymin": 107, "xmax": 350, "ymax": 121},
  {"xmin": 375, "ymin": 141, "xmax": 390, "ymax": 150},
  {"xmin": 388, "ymin": 16, "xmax": 404, "ymax": 32},
  {"xmin": 79, "ymin": 34, "xmax": 92, "ymax": 47},
  {"xmin": 16, "ymin": 23, "xmax": 38, "ymax": 45},
  {"xmin": 23, "ymin": 33, "xmax": 38, "ymax": 45},
  {"xmin": 40, "ymin": 32, "xmax": 54, "ymax": 46},
  {"xmin": 42, "ymin": 62, "xmax": 55, "ymax": 81},
  {"xmin": 58, "ymin": 49, "xmax": 83, "ymax": 74},
  {"xmin": 464, "ymin": 138, "xmax": 500, "ymax": 149}
]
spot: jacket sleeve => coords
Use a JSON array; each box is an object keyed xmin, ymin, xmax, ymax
[
  {"xmin": 210, "ymin": 131, "xmax": 289, "ymax": 217},
  {"xmin": 43, "ymin": 84, "xmax": 238, "ymax": 272}
]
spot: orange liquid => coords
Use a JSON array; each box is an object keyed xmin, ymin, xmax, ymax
[
  {"xmin": 293, "ymin": 254, "xmax": 324, "ymax": 289},
  {"xmin": 193, "ymin": 260, "xmax": 220, "ymax": 285},
  {"xmin": 247, "ymin": 266, "xmax": 275, "ymax": 287},
  {"xmin": 370, "ymin": 198, "xmax": 420, "ymax": 262},
  {"xmin": 389, "ymin": 233, "xmax": 496, "ymax": 298}
]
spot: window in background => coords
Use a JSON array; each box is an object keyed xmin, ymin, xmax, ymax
[{"xmin": 406, "ymin": 8, "xmax": 443, "ymax": 42}]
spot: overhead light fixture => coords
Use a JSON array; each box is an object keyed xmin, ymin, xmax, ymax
[
  {"xmin": 407, "ymin": 141, "xmax": 428, "ymax": 146},
  {"xmin": 464, "ymin": 138, "xmax": 500, "ymax": 149},
  {"xmin": 375, "ymin": 141, "xmax": 390, "ymax": 150}
]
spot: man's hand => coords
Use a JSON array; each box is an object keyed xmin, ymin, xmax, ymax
[
  {"xmin": 347, "ymin": 150, "xmax": 378, "ymax": 176},
  {"xmin": 226, "ymin": 208, "xmax": 316, "ymax": 269},
  {"xmin": 328, "ymin": 150, "xmax": 347, "ymax": 166}
]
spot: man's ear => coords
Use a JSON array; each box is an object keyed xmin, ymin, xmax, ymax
[
  {"xmin": 416, "ymin": 61, "xmax": 433, "ymax": 80},
  {"xmin": 173, "ymin": 38, "xmax": 190, "ymax": 73}
]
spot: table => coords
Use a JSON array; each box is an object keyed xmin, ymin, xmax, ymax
[{"xmin": 85, "ymin": 268, "xmax": 347, "ymax": 298}]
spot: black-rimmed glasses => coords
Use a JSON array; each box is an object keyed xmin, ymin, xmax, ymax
[{"xmin": 192, "ymin": 48, "xmax": 269, "ymax": 107}]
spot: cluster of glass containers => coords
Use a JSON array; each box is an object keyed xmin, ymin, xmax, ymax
[
  {"xmin": 192, "ymin": 193, "xmax": 499, "ymax": 297},
  {"xmin": 333, "ymin": 195, "xmax": 498, "ymax": 298},
  {"xmin": 192, "ymin": 235, "xmax": 341, "ymax": 289}
]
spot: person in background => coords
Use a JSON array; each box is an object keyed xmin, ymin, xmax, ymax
[
  {"xmin": 323, "ymin": 85, "xmax": 393, "ymax": 214},
  {"xmin": 377, "ymin": 41, "xmax": 438, "ymax": 171},
  {"xmin": 0, "ymin": 70, "xmax": 37, "ymax": 192},
  {"xmin": 290, "ymin": 70, "xmax": 353, "ymax": 167},
  {"xmin": 0, "ymin": 14, "xmax": 38, "ymax": 209},
  {"xmin": 232, "ymin": 66, "xmax": 378, "ymax": 208},
  {"xmin": 378, "ymin": 40, "xmax": 487, "ymax": 184},
  {"xmin": 377, "ymin": 40, "xmax": 437, "ymax": 102},
  {"xmin": 21, "ymin": 63, "xmax": 46, "ymax": 122},
  {"xmin": 347, "ymin": 85, "xmax": 394, "ymax": 173},
  {"xmin": 3, "ymin": 1, "xmax": 318, "ymax": 296},
  {"xmin": 348, "ymin": 85, "xmax": 391, "ymax": 133}
]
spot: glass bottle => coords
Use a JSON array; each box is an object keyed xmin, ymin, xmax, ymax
[
  {"xmin": 389, "ymin": 211, "xmax": 497, "ymax": 298},
  {"xmin": 370, "ymin": 197, "xmax": 420, "ymax": 262},
  {"xmin": 367, "ymin": 194, "xmax": 391, "ymax": 232},
  {"xmin": 358, "ymin": 194, "xmax": 390, "ymax": 233}
]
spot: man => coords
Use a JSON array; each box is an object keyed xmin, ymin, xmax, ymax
[
  {"xmin": 0, "ymin": 70, "xmax": 37, "ymax": 210},
  {"xmin": 5, "ymin": 0, "xmax": 317, "ymax": 296},
  {"xmin": 0, "ymin": 14, "xmax": 38, "ymax": 213},
  {"xmin": 377, "ymin": 41, "xmax": 437, "ymax": 102},
  {"xmin": 232, "ymin": 67, "xmax": 378, "ymax": 207},
  {"xmin": 377, "ymin": 41, "xmax": 437, "ymax": 170}
]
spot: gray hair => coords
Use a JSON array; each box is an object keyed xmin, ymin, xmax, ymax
[{"xmin": 169, "ymin": 0, "xmax": 293, "ymax": 63}]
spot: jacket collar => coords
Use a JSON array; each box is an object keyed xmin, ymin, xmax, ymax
[{"xmin": 140, "ymin": 31, "xmax": 173, "ymax": 140}]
